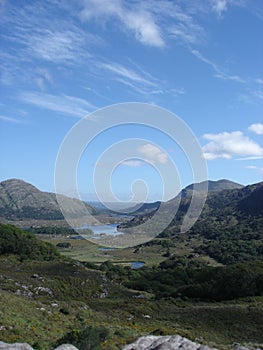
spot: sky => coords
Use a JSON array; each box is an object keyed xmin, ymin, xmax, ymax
[{"xmin": 0, "ymin": 0, "xmax": 263, "ymax": 203}]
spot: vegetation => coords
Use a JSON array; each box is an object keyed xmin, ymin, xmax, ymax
[
  {"xmin": 0, "ymin": 181, "xmax": 263, "ymax": 349},
  {"xmin": 0, "ymin": 223, "xmax": 59, "ymax": 261},
  {"xmin": 55, "ymin": 326, "xmax": 109, "ymax": 350},
  {"xmin": 26, "ymin": 226, "xmax": 76, "ymax": 236}
]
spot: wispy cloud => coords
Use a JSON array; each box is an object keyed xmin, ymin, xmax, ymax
[
  {"xmin": 80, "ymin": 0, "xmax": 165, "ymax": 48},
  {"xmin": 211, "ymin": 0, "xmax": 228, "ymax": 16},
  {"xmin": 203, "ymin": 131, "xmax": 263, "ymax": 160},
  {"xmin": 98, "ymin": 62, "xmax": 156, "ymax": 87},
  {"xmin": 25, "ymin": 30, "xmax": 89, "ymax": 63},
  {"xmin": 248, "ymin": 123, "xmax": 263, "ymax": 135},
  {"xmin": 19, "ymin": 92, "xmax": 95, "ymax": 117},
  {"xmin": 1, "ymin": 1, "xmax": 100, "ymax": 66},
  {"xmin": 191, "ymin": 49, "xmax": 245, "ymax": 83},
  {"xmin": 246, "ymin": 165, "xmax": 263, "ymax": 175},
  {"xmin": 0, "ymin": 114, "xmax": 28, "ymax": 124}
]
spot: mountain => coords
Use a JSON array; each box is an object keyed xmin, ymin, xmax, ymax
[
  {"xmin": 127, "ymin": 179, "xmax": 243, "ymax": 215},
  {"xmin": 120, "ymin": 181, "xmax": 263, "ymax": 264},
  {"xmin": 0, "ymin": 179, "xmax": 97, "ymax": 222},
  {"xmin": 181, "ymin": 179, "xmax": 243, "ymax": 197}
]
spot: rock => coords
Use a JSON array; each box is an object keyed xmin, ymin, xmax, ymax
[
  {"xmin": 0, "ymin": 343, "xmax": 79, "ymax": 350},
  {"xmin": 0, "ymin": 342, "xmax": 35, "ymax": 349},
  {"xmin": 122, "ymin": 335, "xmax": 219, "ymax": 350},
  {"xmin": 54, "ymin": 345, "xmax": 79, "ymax": 350}
]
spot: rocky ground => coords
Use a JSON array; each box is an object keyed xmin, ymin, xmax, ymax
[{"xmin": 0, "ymin": 335, "xmax": 254, "ymax": 350}]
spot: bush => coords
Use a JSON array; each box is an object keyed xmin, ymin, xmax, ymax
[{"xmin": 55, "ymin": 326, "xmax": 109, "ymax": 350}]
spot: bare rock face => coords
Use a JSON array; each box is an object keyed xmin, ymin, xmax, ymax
[{"xmin": 121, "ymin": 335, "xmax": 249, "ymax": 350}]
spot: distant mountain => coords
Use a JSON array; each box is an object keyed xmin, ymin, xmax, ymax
[
  {"xmin": 0, "ymin": 179, "xmax": 97, "ymax": 221},
  {"xmin": 181, "ymin": 179, "xmax": 243, "ymax": 197},
  {"xmin": 128, "ymin": 179, "xmax": 243, "ymax": 215}
]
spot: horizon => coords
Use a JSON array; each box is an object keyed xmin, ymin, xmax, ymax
[
  {"xmin": 1, "ymin": 1, "xmax": 262, "ymax": 202},
  {"xmin": 1, "ymin": 176, "xmax": 258, "ymax": 205}
]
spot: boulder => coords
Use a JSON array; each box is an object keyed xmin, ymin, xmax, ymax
[
  {"xmin": 122, "ymin": 335, "xmax": 236, "ymax": 350},
  {"xmin": 0, "ymin": 342, "xmax": 35, "ymax": 350}
]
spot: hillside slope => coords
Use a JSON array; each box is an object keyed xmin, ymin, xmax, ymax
[{"xmin": 0, "ymin": 179, "xmax": 97, "ymax": 221}]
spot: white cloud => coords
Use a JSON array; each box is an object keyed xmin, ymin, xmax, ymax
[
  {"xmin": 80, "ymin": 0, "xmax": 164, "ymax": 47},
  {"xmin": 211, "ymin": 0, "xmax": 228, "ymax": 16},
  {"xmin": 248, "ymin": 123, "xmax": 263, "ymax": 135},
  {"xmin": 121, "ymin": 160, "xmax": 143, "ymax": 167},
  {"xmin": 138, "ymin": 144, "xmax": 168, "ymax": 164},
  {"xmin": 20, "ymin": 92, "xmax": 95, "ymax": 117},
  {"xmin": 203, "ymin": 131, "xmax": 263, "ymax": 160}
]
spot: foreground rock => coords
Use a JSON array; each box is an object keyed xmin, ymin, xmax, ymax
[
  {"xmin": 122, "ymin": 335, "xmax": 216, "ymax": 350},
  {"xmin": 122, "ymin": 335, "xmax": 250, "ymax": 350},
  {"xmin": 0, "ymin": 337, "xmax": 251, "ymax": 350},
  {"xmin": 0, "ymin": 343, "xmax": 78, "ymax": 350}
]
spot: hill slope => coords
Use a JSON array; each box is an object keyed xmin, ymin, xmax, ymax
[
  {"xmin": 128, "ymin": 179, "xmax": 243, "ymax": 215},
  {"xmin": 0, "ymin": 179, "xmax": 97, "ymax": 221}
]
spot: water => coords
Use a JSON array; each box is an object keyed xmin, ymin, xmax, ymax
[
  {"xmin": 77, "ymin": 224, "xmax": 123, "ymax": 236},
  {"xmin": 98, "ymin": 247, "xmax": 116, "ymax": 251},
  {"xmin": 131, "ymin": 261, "xmax": 145, "ymax": 269}
]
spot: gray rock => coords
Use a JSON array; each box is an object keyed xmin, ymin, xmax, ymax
[
  {"xmin": 0, "ymin": 343, "xmax": 79, "ymax": 350},
  {"xmin": 54, "ymin": 345, "xmax": 79, "ymax": 350},
  {"xmin": 0, "ymin": 342, "xmax": 35, "ymax": 350},
  {"xmin": 122, "ymin": 335, "xmax": 219, "ymax": 350}
]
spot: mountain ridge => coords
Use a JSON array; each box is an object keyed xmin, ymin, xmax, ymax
[
  {"xmin": 128, "ymin": 179, "xmax": 244, "ymax": 215},
  {"xmin": 0, "ymin": 178, "xmax": 97, "ymax": 221}
]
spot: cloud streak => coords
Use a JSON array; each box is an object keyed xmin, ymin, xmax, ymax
[
  {"xmin": 0, "ymin": 115, "xmax": 28, "ymax": 124},
  {"xmin": 19, "ymin": 92, "xmax": 95, "ymax": 117},
  {"xmin": 191, "ymin": 49, "xmax": 245, "ymax": 83}
]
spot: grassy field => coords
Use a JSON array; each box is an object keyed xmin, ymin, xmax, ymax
[{"xmin": 40, "ymin": 234, "xmax": 217, "ymax": 268}]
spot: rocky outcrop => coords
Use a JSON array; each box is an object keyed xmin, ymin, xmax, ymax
[
  {"xmin": 122, "ymin": 335, "xmax": 217, "ymax": 350},
  {"xmin": 0, "ymin": 337, "xmax": 252, "ymax": 350},
  {"xmin": 122, "ymin": 335, "xmax": 251, "ymax": 350}
]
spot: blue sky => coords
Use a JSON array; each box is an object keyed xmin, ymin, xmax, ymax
[{"xmin": 0, "ymin": 0, "xmax": 263, "ymax": 202}]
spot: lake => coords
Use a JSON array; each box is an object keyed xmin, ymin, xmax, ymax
[
  {"xmin": 77, "ymin": 223, "xmax": 123, "ymax": 236},
  {"xmin": 131, "ymin": 261, "xmax": 145, "ymax": 269}
]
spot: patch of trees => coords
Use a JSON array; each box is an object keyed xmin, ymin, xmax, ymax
[
  {"xmin": 26, "ymin": 226, "xmax": 76, "ymax": 235},
  {"xmin": 0, "ymin": 223, "xmax": 59, "ymax": 261},
  {"xmin": 98, "ymin": 259, "xmax": 263, "ymax": 301}
]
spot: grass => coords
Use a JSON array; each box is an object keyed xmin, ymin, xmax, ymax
[
  {"xmin": 1, "ymin": 254, "xmax": 263, "ymax": 350},
  {"xmin": 40, "ymin": 234, "xmax": 207, "ymax": 267}
]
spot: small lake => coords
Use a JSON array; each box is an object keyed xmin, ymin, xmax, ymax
[
  {"xmin": 131, "ymin": 261, "xmax": 145, "ymax": 269},
  {"xmin": 77, "ymin": 224, "xmax": 123, "ymax": 236}
]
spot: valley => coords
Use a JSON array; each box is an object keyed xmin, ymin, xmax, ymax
[{"xmin": 0, "ymin": 178, "xmax": 263, "ymax": 349}]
